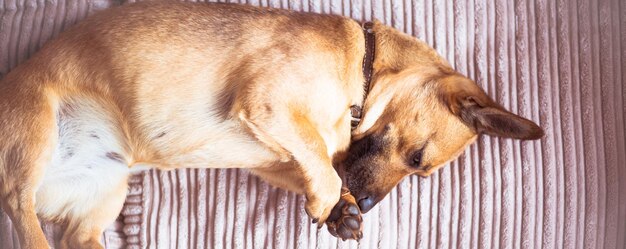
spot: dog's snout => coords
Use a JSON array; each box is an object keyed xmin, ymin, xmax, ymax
[{"xmin": 357, "ymin": 195, "xmax": 375, "ymax": 213}]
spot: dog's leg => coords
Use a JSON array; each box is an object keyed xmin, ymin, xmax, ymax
[
  {"xmin": 0, "ymin": 153, "xmax": 54, "ymax": 248},
  {"xmin": 49, "ymin": 162, "xmax": 129, "ymax": 249},
  {"xmin": 58, "ymin": 179, "xmax": 127, "ymax": 249},
  {"xmin": 0, "ymin": 89, "xmax": 58, "ymax": 249},
  {"xmin": 250, "ymin": 161, "xmax": 307, "ymax": 194},
  {"xmin": 1, "ymin": 189, "xmax": 50, "ymax": 248},
  {"xmin": 239, "ymin": 112, "xmax": 342, "ymax": 224},
  {"xmin": 273, "ymin": 142, "xmax": 341, "ymax": 225},
  {"xmin": 60, "ymin": 221, "xmax": 106, "ymax": 249},
  {"xmin": 252, "ymin": 165, "xmax": 364, "ymax": 241}
]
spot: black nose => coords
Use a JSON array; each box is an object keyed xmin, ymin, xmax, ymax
[{"xmin": 358, "ymin": 196, "xmax": 375, "ymax": 213}]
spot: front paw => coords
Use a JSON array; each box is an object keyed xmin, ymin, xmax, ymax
[
  {"xmin": 305, "ymin": 173, "xmax": 342, "ymax": 225},
  {"xmin": 325, "ymin": 188, "xmax": 363, "ymax": 241}
]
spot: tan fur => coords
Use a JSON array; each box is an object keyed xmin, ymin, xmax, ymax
[
  {"xmin": 0, "ymin": 2, "xmax": 542, "ymax": 247},
  {"xmin": 340, "ymin": 23, "xmax": 542, "ymax": 213}
]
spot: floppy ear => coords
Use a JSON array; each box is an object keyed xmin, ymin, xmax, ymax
[{"xmin": 442, "ymin": 78, "xmax": 544, "ymax": 140}]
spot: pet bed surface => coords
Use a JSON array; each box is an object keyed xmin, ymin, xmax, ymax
[{"xmin": 0, "ymin": 0, "xmax": 625, "ymax": 248}]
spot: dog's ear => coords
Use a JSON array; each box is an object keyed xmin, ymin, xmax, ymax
[{"xmin": 441, "ymin": 76, "xmax": 544, "ymax": 140}]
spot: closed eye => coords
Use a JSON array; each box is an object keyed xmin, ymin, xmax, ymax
[{"xmin": 409, "ymin": 149, "xmax": 424, "ymax": 168}]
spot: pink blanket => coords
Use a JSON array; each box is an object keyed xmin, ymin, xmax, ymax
[{"xmin": 1, "ymin": 0, "xmax": 625, "ymax": 248}]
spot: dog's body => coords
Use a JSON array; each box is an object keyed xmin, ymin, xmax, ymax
[
  {"xmin": 0, "ymin": 2, "xmax": 543, "ymax": 248},
  {"xmin": 1, "ymin": 3, "xmax": 363, "ymax": 247}
]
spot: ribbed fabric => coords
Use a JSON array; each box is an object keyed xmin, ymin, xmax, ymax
[{"xmin": 0, "ymin": 0, "xmax": 625, "ymax": 248}]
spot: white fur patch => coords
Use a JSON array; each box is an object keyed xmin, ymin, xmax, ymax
[{"xmin": 36, "ymin": 98, "xmax": 130, "ymax": 220}]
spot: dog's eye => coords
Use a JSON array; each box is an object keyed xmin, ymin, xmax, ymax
[{"xmin": 410, "ymin": 150, "xmax": 423, "ymax": 168}]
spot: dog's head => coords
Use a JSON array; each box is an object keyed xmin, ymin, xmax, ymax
[{"xmin": 337, "ymin": 22, "xmax": 543, "ymax": 213}]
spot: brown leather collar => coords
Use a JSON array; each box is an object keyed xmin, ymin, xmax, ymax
[{"xmin": 351, "ymin": 21, "xmax": 376, "ymax": 130}]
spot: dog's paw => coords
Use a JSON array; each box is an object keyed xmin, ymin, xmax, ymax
[
  {"xmin": 305, "ymin": 172, "xmax": 342, "ymax": 225},
  {"xmin": 325, "ymin": 188, "xmax": 363, "ymax": 241}
]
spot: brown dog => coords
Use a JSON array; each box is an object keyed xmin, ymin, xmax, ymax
[{"xmin": 0, "ymin": 1, "xmax": 542, "ymax": 248}]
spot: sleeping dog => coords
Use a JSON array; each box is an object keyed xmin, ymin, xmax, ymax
[{"xmin": 0, "ymin": 1, "xmax": 542, "ymax": 248}]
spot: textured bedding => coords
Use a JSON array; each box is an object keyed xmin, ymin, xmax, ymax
[{"xmin": 1, "ymin": 0, "xmax": 625, "ymax": 248}]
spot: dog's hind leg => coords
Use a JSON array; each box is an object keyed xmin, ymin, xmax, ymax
[
  {"xmin": 0, "ymin": 87, "xmax": 59, "ymax": 248},
  {"xmin": 57, "ymin": 176, "xmax": 127, "ymax": 249},
  {"xmin": 58, "ymin": 186, "xmax": 127, "ymax": 249},
  {"xmin": 1, "ymin": 188, "xmax": 51, "ymax": 248},
  {"xmin": 60, "ymin": 221, "xmax": 107, "ymax": 249}
]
